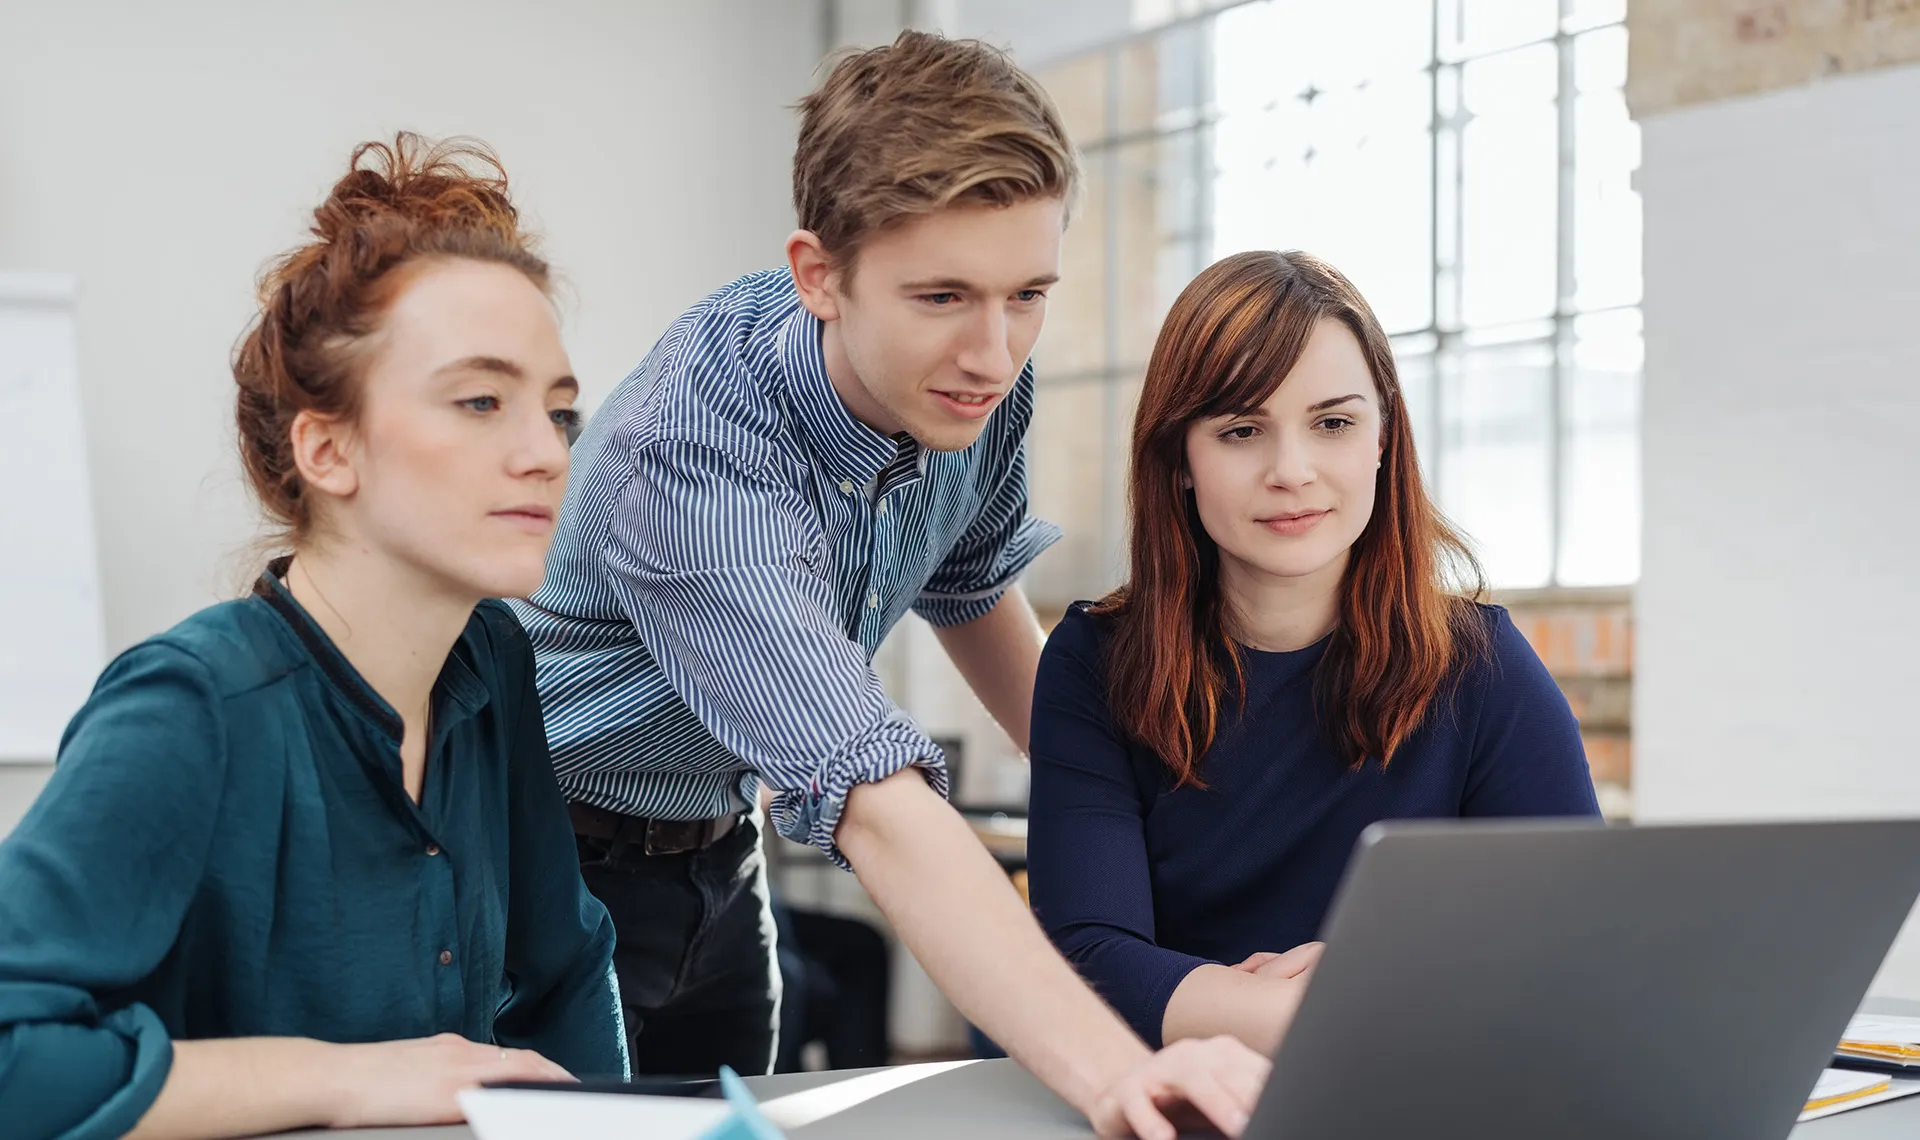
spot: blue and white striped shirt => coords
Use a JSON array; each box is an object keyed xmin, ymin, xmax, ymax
[{"xmin": 512, "ymin": 269, "xmax": 1059, "ymax": 863}]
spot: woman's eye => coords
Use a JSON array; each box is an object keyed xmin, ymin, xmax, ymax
[
  {"xmin": 1220, "ymin": 424, "xmax": 1258, "ymax": 441},
  {"xmin": 1317, "ymin": 416, "xmax": 1355, "ymax": 433},
  {"xmin": 459, "ymin": 395, "xmax": 501, "ymax": 413}
]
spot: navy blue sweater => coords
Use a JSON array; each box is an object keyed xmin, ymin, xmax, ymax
[{"xmin": 1027, "ymin": 602, "xmax": 1600, "ymax": 1046}]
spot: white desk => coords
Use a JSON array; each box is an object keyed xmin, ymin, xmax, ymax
[{"xmin": 284, "ymin": 997, "xmax": 1920, "ymax": 1139}]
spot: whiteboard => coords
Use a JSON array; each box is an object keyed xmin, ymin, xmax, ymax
[{"xmin": 0, "ymin": 274, "xmax": 106, "ymax": 762}]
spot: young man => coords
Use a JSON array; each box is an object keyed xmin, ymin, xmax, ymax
[{"xmin": 514, "ymin": 30, "xmax": 1282, "ymax": 1139}]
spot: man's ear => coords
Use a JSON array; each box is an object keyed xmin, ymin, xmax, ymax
[{"xmin": 786, "ymin": 230, "xmax": 843, "ymax": 323}]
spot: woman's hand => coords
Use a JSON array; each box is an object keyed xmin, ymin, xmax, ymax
[
  {"xmin": 1086, "ymin": 1034, "xmax": 1274, "ymax": 1140},
  {"xmin": 1231, "ymin": 940, "xmax": 1325, "ymax": 981},
  {"xmin": 324, "ymin": 1033, "xmax": 574, "ymax": 1128}
]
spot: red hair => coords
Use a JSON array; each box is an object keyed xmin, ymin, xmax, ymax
[
  {"xmin": 232, "ymin": 132, "xmax": 548, "ymax": 541},
  {"xmin": 1094, "ymin": 250, "xmax": 1487, "ymax": 786}
]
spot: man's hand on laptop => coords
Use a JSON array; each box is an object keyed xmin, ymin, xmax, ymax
[
  {"xmin": 1088, "ymin": 1034, "xmax": 1273, "ymax": 1140},
  {"xmin": 1232, "ymin": 941, "xmax": 1325, "ymax": 981}
]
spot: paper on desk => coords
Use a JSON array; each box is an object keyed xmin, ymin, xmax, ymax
[
  {"xmin": 1842, "ymin": 1015, "xmax": 1920, "ymax": 1044},
  {"xmin": 458, "ymin": 1088, "xmax": 732, "ymax": 1140},
  {"xmin": 1798, "ymin": 1070, "xmax": 1920, "ymax": 1123},
  {"xmin": 758, "ymin": 1060, "xmax": 980, "ymax": 1130}
]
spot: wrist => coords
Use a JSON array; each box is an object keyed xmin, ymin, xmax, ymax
[
  {"xmin": 1063, "ymin": 1026, "xmax": 1153, "ymax": 1115},
  {"xmin": 302, "ymin": 1039, "xmax": 361, "ymax": 1129}
]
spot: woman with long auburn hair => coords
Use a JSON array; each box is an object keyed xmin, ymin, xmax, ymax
[{"xmin": 1026, "ymin": 250, "xmax": 1599, "ymax": 1055}]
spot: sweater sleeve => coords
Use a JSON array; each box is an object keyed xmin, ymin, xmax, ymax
[
  {"xmin": 1026, "ymin": 608, "xmax": 1212, "ymax": 1048},
  {"xmin": 1460, "ymin": 607, "xmax": 1604, "ymax": 818},
  {"xmin": 0, "ymin": 642, "xmax": 229, "ymax": 1140}
]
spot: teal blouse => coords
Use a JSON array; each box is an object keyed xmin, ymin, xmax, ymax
[{"xmin": 0, "ymin": 567, "xmax": 627, "ymax": 1140}]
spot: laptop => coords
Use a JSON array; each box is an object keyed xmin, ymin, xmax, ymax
[{"xmin": 1244, "ymin": 818, "xmax": 1920, "ymax": 1140}]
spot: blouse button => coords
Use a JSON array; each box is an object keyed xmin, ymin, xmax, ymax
[
  {"xmin": 438, "ymin": 949, "xmax": 453, "ymax": 966},
  {"xmin": 425, "ymin": 843, "xmax": 441, "ymax": 857}
]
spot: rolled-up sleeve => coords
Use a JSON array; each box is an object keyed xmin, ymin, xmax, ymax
[
  {"xmin": 601, "ymin": 435, "xmax": 947, "ymax": 866},
  {"xmin": 912, "ymin": 435, "xmax": 1060, "ymax": 628},
  {"xmin": 0, "ymin": 644, "xmax": 226, "ymax": 1140}
]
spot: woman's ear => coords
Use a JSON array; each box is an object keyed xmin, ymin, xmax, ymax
[{"xmin": 289, "ymin": 409, "xmax": 359, "ymax": 501}]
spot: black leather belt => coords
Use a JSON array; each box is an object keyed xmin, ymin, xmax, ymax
[{"xmin": 569, "ymin": 801, "xmax": 740, "ymax": 857}]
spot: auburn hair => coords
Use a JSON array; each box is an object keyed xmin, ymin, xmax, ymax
[
  {"xmin": 232, "ymin": 132, "xmax": 548, "ymax": 543},
  {"xmin": 793, "ymin": 29, "xmax": 1079, "ymax": 272},
  {"xmin": 1094, "ymin": 250, "xmax": 1488, "ymax": 787}
]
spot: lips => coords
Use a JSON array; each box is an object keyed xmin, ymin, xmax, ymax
[
  {"xmin": 932, "ymin": 389, "xmax": 1004, "ymax": 420},
  {"xmin": 491, "ymin": 505, "xmax": 556, "ymax": 534},
  {"xmin": 1259, "ymin": 509, "xmax": 1329, "ymax": 537}
]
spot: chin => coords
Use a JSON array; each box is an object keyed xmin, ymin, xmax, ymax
[
  {"xmin": 1240, "ymin": 545, "xmax": 1346, "ymax": 583},
  {"xmin": 908, "ymin": 417, "xmax": 992, "ymax": 453},
  {"xmin": 432, "ymin": 553, "xmax": 548, "ymax": 603}
]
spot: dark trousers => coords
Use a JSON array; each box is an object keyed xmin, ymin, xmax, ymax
[
  {"xmin": 575, "ymin": 813, "xmax": 781, "ymax": 1077},
  {"xmin": 773, "ymin": 903, "xmax": 892, "ymax": 1072}
]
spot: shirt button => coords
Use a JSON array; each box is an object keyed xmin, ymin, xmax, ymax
[
  {"xmin": 877, "ymin": 499, "xmax": 889, "ymax": 515},
  {"xmin": 838, "ymin": 480, "xmax": 855, "ymax": 495},
  {"xmin": 425, "ymin": 843, "xmax": 440, "ymax": 856},
  {"xmin": 438, "ymin": 949, "xmax": 453, "ymax": 966},
  {"xmin": 867, "ymin": 592, "xmax": 880, "ymax": 609}
]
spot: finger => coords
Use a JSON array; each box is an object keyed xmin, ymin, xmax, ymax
[
  {"xmin": 486, "ymin": 1048, "xmax": 573, "ymax": 1084},
  {"xmin": 1262, "ymin": 942, "xmax": 1324, "ymax": 979},
  {"xmin": 1267, "ymin": 936, "xmax": 1328, "ymax": 971},
  {"xmin": 513, "ymin": 1049, "xmax": 575, "ymax": 1082},
  {"xmin": 1167, "ymin": 1069, "xmax": 1252, "ymax": 1138},
  {"xmin": 1214, "ymin": 1048, "xmax": 1268, "ymax": 1108},
  {"xmin": 1234, "ymin": 953, "xmax": 1280, "ymax": 973},
  {"xmin": 1122, "ymin": 1085, "xmax": 1177, "ymax": 1140}
]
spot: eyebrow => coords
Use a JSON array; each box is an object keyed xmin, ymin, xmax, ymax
[
  {"xmin": 436, "ymin": 356, "xmax": 578, "ymax": 394},
  {"xmin": 1308, "ymin": 393, "xmax": 1368, "ymax": 412},
  {"xmin": 899, "ymin": 274, "xmax": 1061, "ymax": 293},
  {"xmin": 435, "ymin": 355, "xmax": 524, "ymax": 379}
]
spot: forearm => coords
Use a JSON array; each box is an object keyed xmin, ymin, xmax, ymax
[
  {"xmin": 838, "ymin": 769, "xmax": 1147, "ymax": 1115},
  {"xmin": 1162, "ymin": 966, "xmax": 1308, "ymax": 1056},
  {"xmin": 931, "ymin": 587, "xmax": 1045, "ymax": 753},
  {"xmin": 127, "ymin": 1038, "xmax": 340, "ymax": 1140}
]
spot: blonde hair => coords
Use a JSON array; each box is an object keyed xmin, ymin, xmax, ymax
[{"xmin": 793, "ymin": 30, "xmax": 1080, "ymax": 273}]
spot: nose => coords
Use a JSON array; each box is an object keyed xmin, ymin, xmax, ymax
[
  {"xmin": 1263, "ymin": 429, "xmax": 1315, "ymax": 489},
  {"xmin": 510, "ymin": 404, "xmax": 571, "ymax": 482},
  {"xmin": 955, "ymin": 301, "xmax": 1015, "ymax": 384}
]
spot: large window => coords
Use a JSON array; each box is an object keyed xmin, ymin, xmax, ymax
[{"xmin": 1026, "ymin": 0, "xmax": 1641, "ymax": 607}]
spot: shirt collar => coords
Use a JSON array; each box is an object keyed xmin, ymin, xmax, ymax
[
  {"xmin": 776, "ymin": 303, "xmax": 919, "ymax": 490},
  {"xmin": 253, "ymin": 556, "xmax": 491, "ymax": 743}
]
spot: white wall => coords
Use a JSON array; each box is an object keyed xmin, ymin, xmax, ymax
[
  {"xmin": 0, "ymin": 0, "xmax": 820, "ymax": 823},
  {"xmin": 832, "ymin": 0, "xmax": 1132, "ymax": 63},
  {"xmin": 1635, "ymin": 62, "xmax": 1920, "ymax": 997}
]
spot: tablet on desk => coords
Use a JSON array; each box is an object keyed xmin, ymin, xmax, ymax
[{"xmin": 481, "ymin": 1076, "xmax": 721, "ymax": 1098}]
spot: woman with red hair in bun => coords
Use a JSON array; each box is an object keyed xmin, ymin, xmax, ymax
[{"xmin": 0, "ymin": 134, "xmax": 625, "ymax": 1140}]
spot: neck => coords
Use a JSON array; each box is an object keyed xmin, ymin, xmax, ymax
[
  {"xmin": 284, "ymin": 538, "xmax": 475, "ymax": 746},
  {"xmin": 819, "ymin": 318, "xmax": 902, "ymax": 436},
  {"xmin": 1219, "ymin": 551, "xmax": 1347, "ymax": 653}
]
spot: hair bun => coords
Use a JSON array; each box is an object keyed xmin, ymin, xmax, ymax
[{"xmin": 309, "ymin": 133, "xmax": 520, "ymax": 246}]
